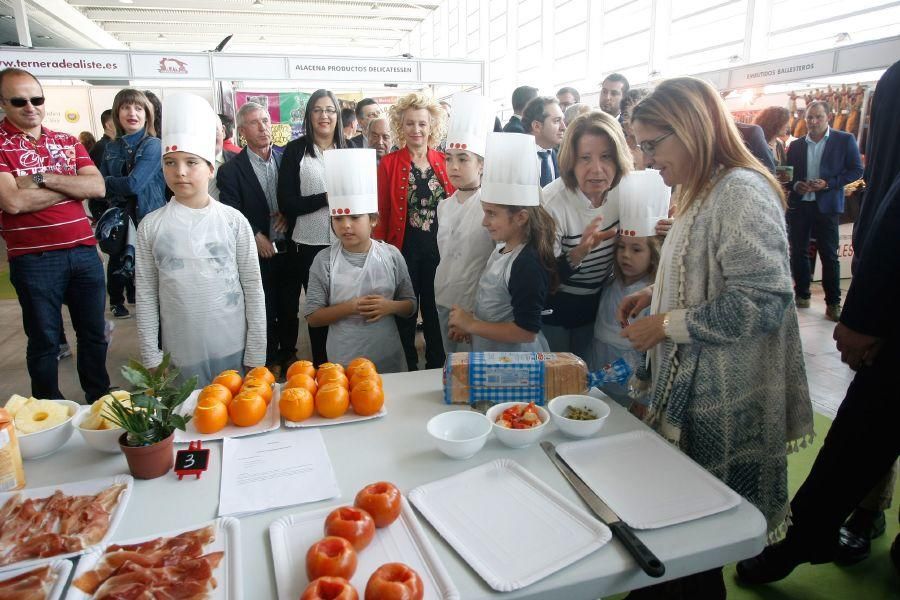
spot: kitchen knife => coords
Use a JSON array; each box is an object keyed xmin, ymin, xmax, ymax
[{"xmin": 541, "ymin": 440, "xmax": 666, "ymax": 578}]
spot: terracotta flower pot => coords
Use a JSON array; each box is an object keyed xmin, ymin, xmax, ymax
[{"xmin": 118, "ymin": 432, "xmax": 175, "ymax": 480}]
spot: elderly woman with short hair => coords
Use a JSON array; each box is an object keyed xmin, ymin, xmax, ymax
[
  {"xmin": 375, "ymin": 92, "xmax": 454, "ymax": 370},
  {"xmin": 541, "ymin": 110, "xmax": 632, "ymax": 361}
]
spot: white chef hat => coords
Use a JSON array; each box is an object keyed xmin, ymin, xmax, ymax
[
  {"xmin": 325, "ymin": 149, "xmax": 378, "ymax": 216},
  {"xmin": 611, "ymin": 170, "xmax": 671, "ymax": 237},
  {"xmin": 481, "ymin": 133, "xmax": 540, "ymax": 207},
  {"xmin": 445, "ymin": 92, "xmax": 495, "ymax": 158},
  {"xmin": 161, "ymin": 93, "xmax": 217, "ymax": 165}
]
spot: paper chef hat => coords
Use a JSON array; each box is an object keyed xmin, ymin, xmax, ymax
[
  {"xmin": 325, "ymin": 149, "xmax": 378, "ymax": 215},
  {"xmin": 481, "ymin": 133, "xmax": 541, "ymax": 207},
  {"xmin": 612, "ymin": 170, "xmax": 671, "ymax": 237},
  {"xmin": 445, "ymin": 92, "xmax": 495, "ymax": 158},
  {"xmin": 161, "ymin": 93, "xmax": 217, "ymax": 165}
]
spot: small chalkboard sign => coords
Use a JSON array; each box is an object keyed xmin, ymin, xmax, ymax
[{"xmin": 174, "ymin": 440, "xmax": 210, "ymax": 480}]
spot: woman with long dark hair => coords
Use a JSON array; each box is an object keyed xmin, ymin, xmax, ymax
[{"xmin": 277, "ymin": 89, "xmax": 345, "ymax": 366}]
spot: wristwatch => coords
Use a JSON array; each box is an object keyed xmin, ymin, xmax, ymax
[
  {"xmin": 32, "ymin": 173, "xmax": 46, "ymax": 188},
  {"xmin": 662, "ymin": 312, "xmax": 671, "ymax": 338}
]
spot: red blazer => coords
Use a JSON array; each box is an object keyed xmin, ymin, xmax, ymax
[{"xmin": 375, "ymin": 146, "xmax": 455, "ymax": 249}]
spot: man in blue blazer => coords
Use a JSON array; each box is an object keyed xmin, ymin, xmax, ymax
[{"xmin": 785, "ymin": 100, "xmax": 863, "ymax": 321}]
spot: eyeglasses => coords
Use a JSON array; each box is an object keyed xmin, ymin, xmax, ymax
[
  {"xmin": 1, "ymin": 96, "xmax": 45, "ymax": 108},
  {"xmin": 636, "ymin": 131, "xmax": 673, "ymax": 156},
  {"xmin": 311, "ymin": 107, "xmax": 337, "ymax": 116}
]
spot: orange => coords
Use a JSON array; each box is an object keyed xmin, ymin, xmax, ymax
[
  {"xmin": 315, "ymin": 382, "xmax": 350, "ymax": 418},
  {"xmin": 317, "ymin": 368, "xmax": 349, "ymax": 389},
  {"xmin": 350, "ymin": 364, "xmax": 382, "ymax": 390},
  {"xmin": 279, "ymin": 387, "xmax": 315, "ymax": 422},
  {"xmin": 193, "ymin": 397, "xmax": 228, "ymax": 433},
  {"xmin": 198, "ymin": 383, "xmax": 233, "ymax": 407},
  {"xmin": 284, "ymin": 373, "xmax": 318, "ymax": 396},
  {"xmin": 246, "ymin": 366, "xmax": 275, "ymax": 386},
  {"xmin": 241, "ymin": 377, "xmax": 273, "ymax": 404},
  {"xmin": 286, "ymin": 360, "xmax": 316, "ymax": 381},
  {"xmin": 228, "ymin": 390, "xmax": 267, "ymax": 427},
  {"xmin": 350, "ymin": 379, "xmax": 384, "ymax": 416},
  {"xmin": 213, "ymin": 370, "xmax": 243, "ymax": 396},
  {"xmin": 346, "ymin": 357, "xmax": 376, "ymax": 379}
]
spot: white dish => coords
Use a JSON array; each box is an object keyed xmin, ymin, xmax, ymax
[
  {"xmin": 73, "ymin": 408, "xmax": 124, "ymax": 454},
  {"xmin": 174, "ymin": 385, "xmax": 281, "ymax": 443},
  {"xmin": 284, "ymin": 405, "xmax": 387, "ymax": 428},
  {"xmin": 426, "ymin": 410, "xmax": 491, "ymax": 459},
  {"xmin": 68, "ymin": 517, "xmax": 241, "ymax": 600},
  {"xmin": 485, "ymin": 402, "xmax": 549, "ymax": 448},
  {"xmin": 16, "ymin": 400, "xmax": 80, "ymax": 460},
  {"xmin": 269, "ymin": 497, "xmax": 459, "ymax": 600},
  {"xmin": 547, "ymin": 395, "xmax": 611, "ymax": 438},
  {"xmin": 0, "ymin": 559, "xmax": 72, "ymax": 600},
  {"xmin": 0, "ymin": 475, "xmax": 133, "ymax": 573},
  {"xmin": 409, "ymin": 459, "xmax": 611, "ymax": 592},
  {"xmin": 557, "ymin": 430, "xmax": 743, "ymax": 529}
]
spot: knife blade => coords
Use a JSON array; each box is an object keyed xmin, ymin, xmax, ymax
[{"xmin": 541, "ymin": 440, "xmax": 666, "ymax": 578}]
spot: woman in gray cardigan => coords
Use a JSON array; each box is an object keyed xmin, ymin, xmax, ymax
[{"xmin": 618, "ymin": 77, "xmax": 814, "ymax": 597}]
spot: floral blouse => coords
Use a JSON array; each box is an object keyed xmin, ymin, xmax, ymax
[{"xmin": 407, "ymin": 163, "xmax": 446, "ymax": 233}]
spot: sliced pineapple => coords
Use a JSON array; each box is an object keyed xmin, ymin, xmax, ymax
[
  {"xmin": 4, "ymin": 394, "xmax": 33, "ymax": 417},
  {"xmin": 15, "ymin": 400, "xmax": 70, "ymax": 434}
]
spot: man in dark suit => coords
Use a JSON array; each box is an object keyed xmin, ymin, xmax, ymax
[
  {"xmin": 523, "ymin": 96, "xmax": 565, "ymax": 187},
  {"xmin": 785, "ymin": 100, "xmax": 863, "ymax": 321},
  {"xmin": 503, "ymin": 86, "xmax": 538, "ymax": 133},
  {"xmin": 736, "ymin": 122, "xmax": 776, "ymax": 174},
  {"xmin": 216, "ymin": 101, "xmax": 293, "ymax": 377},
  {"xmin": 347, "ymin": 98, "xmax": 381, "ymax": 148}
]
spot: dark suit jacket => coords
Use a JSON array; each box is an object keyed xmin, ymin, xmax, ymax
[
  {"xmin": 216, "ymin": 146, "xmax": 284, "ymax": 238},
  {"xmin": 347, "ymin": 135, "xmax": 365, "ymax": 148},
  {"xmin": 786, "ymin": 128, "xmax": 864, "ymax": 214},
  {"xmin": 503, "ymin": 115, "xmax": 525, "ymax": 134},
  {"xmin": 736, "ymin": 123, "xmax": 776, "ymax": 174}
]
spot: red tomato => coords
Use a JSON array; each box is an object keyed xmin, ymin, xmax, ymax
[
  {"xmin": 306, "ymin": 537, "xmax": 358, "ymax": 581},
  {"xmin": 364, "ymin": 563, "xmax": 424, "ymax": 600},
  {"xmin": 325, "ymin": 506, "xmax": 377, "ymax": 551},
  {"xmin": 354, "ymin": 482, "xmax": 402, "ymax": 528},
  {"xmin": 301, "ymin": 576, "xmax": 359, "ymax": 600}
]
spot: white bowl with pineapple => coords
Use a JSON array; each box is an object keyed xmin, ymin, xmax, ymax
[
  {"xmin": 73, "ymin": 390, "xmax": 132, "ymax": 453},
  {"xmin": 4, "ymin": 394, "xmax": 80, "ymax": 459}
]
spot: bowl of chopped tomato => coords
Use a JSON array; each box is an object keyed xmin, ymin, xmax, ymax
[{"xmin": 485, "ymin": 401, "xmax": 549, "ymax": 448}]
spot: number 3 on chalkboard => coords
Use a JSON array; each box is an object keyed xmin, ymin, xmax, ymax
[{"xmin": 174, "ymin": 440, "xmax": 210, "ymax": 480}]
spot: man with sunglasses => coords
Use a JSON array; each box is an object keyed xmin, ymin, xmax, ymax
[{"xmin": 0, "ymin": 68, "xmax": 110, "ymax": 403}]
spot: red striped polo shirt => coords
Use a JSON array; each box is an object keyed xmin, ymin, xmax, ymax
[{"xmin": 0, "ymin": 118, "xmax": 97, "ymax": 258}]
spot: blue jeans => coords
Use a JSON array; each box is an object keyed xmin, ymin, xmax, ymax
[
  {"xmin": 787, "ymin": 201, "xmax": 841, "ymax": 305},
  {"xmin": 9, "ymin": 245, "xmax": 110, "ymax": 402}
]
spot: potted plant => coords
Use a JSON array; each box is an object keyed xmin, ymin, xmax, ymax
[{"xmin": 104, "ymin": 354, "xmax": 197, "ymax": 479}]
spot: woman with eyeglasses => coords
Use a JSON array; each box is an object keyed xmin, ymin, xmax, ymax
[
  {"xmin": 616, "ymin": 77, "xmax": 813, "ymax": 598},
  {"xmin": 277, "ymin": 88, "xmax": 346, "ymax": 366},
  {"xmin": 374, "ymin": 92, "xmax": 454, "ymax": 371}
]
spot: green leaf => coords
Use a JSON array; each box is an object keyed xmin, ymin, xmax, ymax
[
  {"xmin": 121, "ymin": 364, "xmax": 150, "ymax": 389},
  {"xmin": 169, "ymin": 413, "xmax": 190, "ymax": 431}
]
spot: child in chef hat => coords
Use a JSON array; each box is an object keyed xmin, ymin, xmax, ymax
[
  {"xmin": 589, "ymin": 170, "xmax": 670, "ymax": 406},
  {"xmin": 448, "ymin": 133, "xmax": 557, "ymax": 352},
  {"xmin": 435, "ymin": 92, "xmax": 497, "ymax": 354},
  {"xmin": 305, "ymin": 149, "xmax": 416, "ymax": 373},
  {"xmin": 134, "ymin": 93, "xmax": 266, "ymax": 386}
]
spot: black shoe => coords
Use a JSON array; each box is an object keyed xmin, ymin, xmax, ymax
[
  {"xmin": 834, "ymin": 509, "xmax": 886, "ymax": 566},
  {"xmin": 111, "ymin": 304, "xmax": 131, "ymax": 319},
  {"xmin": 736, "ymin": 540, "xmax": 815, "ymax": 585}
]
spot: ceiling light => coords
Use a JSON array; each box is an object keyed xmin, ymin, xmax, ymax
[
  {"xmin": 36, "ymin": 35, "xmax": 53, "ymax": 40},
  {"xmin": 253, "ymin": 0, "xmax": 264, "ymax": 7},
  {"xmin": 157, "ymin": 33, "xmax": 167, "ymax": 40},
  {"xmin": 834, "ymin": 32, "xmax": 851, "ymax": 44},
  {"xmin": 371, "ymin": 3, "xmax": 380, "ymax": 10},
  {"xmin": 0, "ymin": 15, "xmax": 14, "ymax": 20},
  {"xmin": 259, "ymin": 35, "xmax": 266, "ymax": 41},
  {"xmin": 728, "ymin": 54, "xmax": 741, "ymax": 63},
  {"xmin": 119, "ymin": 0, "xmax": 134, "ymax": 4}
]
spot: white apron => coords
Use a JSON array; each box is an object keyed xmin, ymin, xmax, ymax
[
  {"xmin": 153, "ymin": 200, "xmax": 246, "ymax": 385},
  {"xmin": 327, "ymin": 240, "xmax": 407, "ymax": 373},
  {"xmin": 472, "ymin": 245, "xmax": 549, "ymax": 353}
]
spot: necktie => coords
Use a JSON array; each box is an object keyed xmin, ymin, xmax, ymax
[{"xmin": 538, "ymin": 150, "xmax": 552, "ymax": 187}]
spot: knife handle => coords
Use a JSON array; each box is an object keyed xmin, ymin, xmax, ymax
[{"xmin": 610, "ymin": 521, "xmax": 666, "ymax": 578}]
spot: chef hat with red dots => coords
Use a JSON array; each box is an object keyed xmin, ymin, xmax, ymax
[
  {"xmin": 609, "ymin": 170, "xmax": 671, "ymax": 238},
  {"xmin": 324, "ymin": 148, "xmax": 378, "ymax": 216},
  {"xmin": 161, "ymin": 93, "xmax": 217, "ymax": 165},
  {"xmin": 445, "ymin": 92, "xmax": 495, "ymax": 159}
]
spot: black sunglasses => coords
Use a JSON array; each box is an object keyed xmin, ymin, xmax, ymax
[{"xmin": 2, "ymin": 96, "xmax": 45, "ymax": 108}]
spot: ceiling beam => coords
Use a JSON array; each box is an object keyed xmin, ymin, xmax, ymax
[
  {"xmin": 70, "ymin": 0, "xmax": 439, "ymax": 16},
  {"xmin": 100, "ymin": 22, "xmax": 406, "ymax": 37},
  {"xmin": 19, "ymin": 0, "xmax": 126, "ymax": 48}
]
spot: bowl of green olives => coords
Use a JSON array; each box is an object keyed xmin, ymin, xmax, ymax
[{"xmin": 548, "ymin": 395, "xmax": 610, "ymax": 438}]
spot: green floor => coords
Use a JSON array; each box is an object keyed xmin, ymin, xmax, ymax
[{"xmin": 613, "ymin": 412, "xmax": 900, "ymax": 599}]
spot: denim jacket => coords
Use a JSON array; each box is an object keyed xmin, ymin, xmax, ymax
[{"xmin": 100, "ymin": 130, "xmax": 166, "ymax": 223}]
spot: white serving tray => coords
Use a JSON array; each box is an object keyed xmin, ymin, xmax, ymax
[
  {"xmin": 408, "ymin": 459, "xmax": 611, "ymax": 592},
  {"xmin": 0, "ymin": 475, "xmax": 133, "ymax": 574},
  {"xmin": 68, "ymin": 517, "xmax": 241, "ymax": 600},
  {"xmin": 269, "ymin": 497, "xmax": 459, "ymax": 600},
  {"xmin": 175, "ymin": 385, "xmax": 281, "ymax": 443},
  {"xmin": 284, "ymin": 405, "xmax": 387, "ymax": 428},
  {"xmin": 0, "ymin": 559, "xmax": 72, "ymax": 600},
  {"xmin": 557, "ymin": 430, "xmax": 743, "ymax": 529}
]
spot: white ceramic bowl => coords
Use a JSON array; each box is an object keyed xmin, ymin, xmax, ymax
[
  {"xmin": 73, "ymin": 408, "xmax": 125, "ymax": 454},
  {"xmin": 548, "ymin": 394, "xmax": 611, "ymax": 438},
  {"xmin": 16, "ymin": 400, "xmax": 80, "ymax": 460},
  {"xmin": 485, "ymin": 402, "xmax": 550, "ymax": 448},
  {"xmin": 427, "ymin": 410, "xmax": 492, "ymax": 459}
]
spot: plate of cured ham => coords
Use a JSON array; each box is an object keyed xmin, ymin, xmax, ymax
[
  {"xmin": 0, "ymin": 475, "xmax": 132, "ymax": 574},
  {"xmin": 69, "ymin": 517, "xmax": 241, "ymax": 600},
  {"xmin": 0, "ymin": 559, "xmax": 72, "ymax": 600}
]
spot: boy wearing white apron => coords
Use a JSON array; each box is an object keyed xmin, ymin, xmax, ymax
[
  {"xmin": 305, "ymin": 149, "xmax": 416, "ymax": 373},
  {"xmin": 135, "ymin": 94, "xmax": 266, "ymax": 385}
]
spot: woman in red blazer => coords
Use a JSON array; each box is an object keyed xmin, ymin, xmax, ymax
[{"xmin": 375, "ymin": 93, "xmax": 455, "ymax": 370}]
